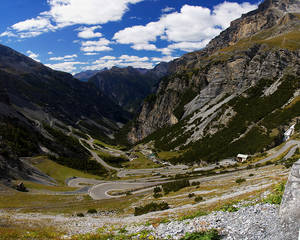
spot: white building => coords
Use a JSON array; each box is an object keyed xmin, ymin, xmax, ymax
[
  {"xmin": 284, "ymin": 124, "xmax": 295, "ymax": 141},
  {"xmin": 237, "ymin": 154, "xmax": 249, "ymax": 162}
]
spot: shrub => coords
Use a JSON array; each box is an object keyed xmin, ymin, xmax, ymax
[
  {"xmin": 134, "ymin": 202, "xmax": 169, "ymax": 216},
  {"xmin": 265, "ymin": 160, "xmax": 272, "ymax": 165},
  {"xmin": 191, "ymin": 181, "xmax": 200, "ymax": 186},
  {"xmin": 76, "ymin": 213, "xmax": 85, "ymax": 217},
  {"xmin": 162, "ymin": 180, "xmax": 190, "ymax": 194},
  {"xmin": 219, "ymin": 204, "xmax": 239, "ymax": 212},
  {"xmin": 194, "ymin": 196, "xmax": 204, "ymax": 202},
  {"xmin": 180, "ymin": 229, "xmax": 221, "ymax": 240},
  {"xmin": 125, "ymin": 191, "xmax": 132, "ymax": 196},
  {"xmin": 153, "ymin": 186, "xmax": 162, "ymax": 193},
  {"xmin": 15, "ymin": 182, "xmax": 28, "ymax": 192},
  {"xmin": 87, "ymin": 209, "xmax": 97, "ymax": 214},
  {"xmin": 188, "ymin": 193, "xmax": 195, "ymax": 198},
  {"xmin": 264, "ymin": 182, "xmax": 285, "ymax": 204},
  {"xmin": 153, "ymin": 193, "xmax": 163, "ymax": 199},
  {"xmin": 249, "ymin": 173, "xmax": 254, "ymax": 177},
  {"xmin": 235, "ymin": 178, "xmax": 246, "ymax": 184}
]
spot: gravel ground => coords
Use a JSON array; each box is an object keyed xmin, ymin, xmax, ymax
[
  {"xmin": 126, "ymin": 203, "xmax": 294, "ymax": 240},
  {"xmin": 1, "ymin": 202, "xmax": 296, "ymax": 239}
]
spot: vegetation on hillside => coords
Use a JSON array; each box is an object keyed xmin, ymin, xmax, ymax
[
  {"xmin": 44, "ymin": 125, "xmax": 107, "ymax": 176},
  {"xmin": 165, "ymin": 75, "xmax": 300, "ymax": 164},
  {"xmin": 134, "ymin": 202, "xmax": 169, "ymax": 216}
]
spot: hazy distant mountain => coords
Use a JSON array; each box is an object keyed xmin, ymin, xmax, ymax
[
  {"xmin": 74, "ymin": 69, "xmax": 107, "ymax": 82},
  {"xmin": 88, "ymin": 63, "xmax": 173, "ymax": 113}
]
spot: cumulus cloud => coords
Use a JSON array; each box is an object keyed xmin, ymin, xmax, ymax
[
  {"xmin": 114, "ymin": 2, "xmax": 258, "ymax": 52},
  {"xmin": 46, "ymin": 61, "xmax": 88, "ymax": 72},
  {"xmin": 84, "ymin": 52, "xmax": 98, "ymax": 56},
  {"xmin": 1, "ymin": 0, "xmax": 143, "ymax": 38},
  {"xmin": 80, "ymin": 38, "xmax": 112, "ymax": 52},
  {"xmin": 152, "ymin": 55, "xmax": 177, "ymax": 63},
  {"xmin": 119, "ymin": 55, "xmax": 149, "ymax": 62},
  {"xmin": 161, "ymin": 7, "xmax": 175, "ymax": 13},
  {"xmin": 83, "ymin": 54, "xmax": 155, "ymax": 70},
  {"xmin": 167, "ymin": 40, "xmax": 210, "ymax": 52},
  {"xmin": 49, "ymin": 54, "xmax": 78, "ymax": 61},
  {"xmin": 26, "ymin": 50, "xmax": 40, "ymax": 62},
  {"xmin": 76, "ymin": 26, "xmax": 102, "ymax": 39}
]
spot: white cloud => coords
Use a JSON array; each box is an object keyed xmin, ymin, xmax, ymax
[
  {"xmin": 83, "ymin": 54, "xmax": 155, "ymax": 70},
  {"xmin": 131, "ymin": 43, "xmax": 158, "ymax": 51},
  {"xmin": 80, "ymin": 38, "xmax": 112, "ymax": 52},
  {"xmin": 119, "ymin": 55, "xmax": 149, "ymax": 62},
  {"xmin": 76, "ymin": 26, "xmax": 102, "ymax": 39},
  {"xmin": 1, "ymin": 0, "xmax": 143, "ymax": 38},
  {"xmin": 162, "ymin": 7, "xmax": 175, "ymax": 13},
  {"xmin": 84, "ymin": 52, "xmax": 98, "ymax": 56},
  {"xmin": 50, "ymin": 54, "xmax": 78, "ymax": 61},
  {"xmin": 48, "ymin": 51, "xmax": 53, "ymax": 55},
  {"xmin": 167, "ymin": 40, "xmax": 210, "ymax": 52},
  {"xmin": 113, "ymin": 21, "xmax": 164, "ymax": 45},
  {"xmin": 26, "ymin": 50, "xmax": 40, "ymax": 62},
  {"xmin": 100, "ymin": 56, "xmax": 116, "ymax": 60},
  {"xmin": 10, "ymin": 17, "xmax": 56, "ymax": 38},
  {"xmin": 114, "ymin": 2, "xmax": 258, "ymax": 52},
  {"xmin": 0, "ymin": 31, "xmax": 17, "ymax": 37},
  {"xmin": 152, "ymin": 55, "xmax": 177, "ymax": 63},
  {"xmin": 46, "ymin": 61, "xmax": 87, "ymax": 72}
]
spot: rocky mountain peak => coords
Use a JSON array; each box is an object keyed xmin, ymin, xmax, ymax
[{"xmin": 205, "ymin": 0, "xmax": 300, "ymax": 54}]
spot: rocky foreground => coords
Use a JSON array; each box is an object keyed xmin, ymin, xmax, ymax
[
  {"xmin": 1, "ymin": 202, "xmax": 295, "ymax": 239},
  {"xmin": 127, "ymin": 203, "xmax": 292, "ymax": 240}
]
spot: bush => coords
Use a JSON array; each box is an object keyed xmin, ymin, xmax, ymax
[
  {"xmin": 153, "ymin": 186, "xmax": 162, "ymax": 193},
  {"xmin": 162, "ymin": 180, "xmax": 190, "ymax": 194},
  {"xmin": 264, "ymin": 182, "xmax": 285, "ymax": 204},
  {"xmin": 235, "ymin": 178, "xmax": 246, "ymax": 184},
  {"xmin": 188, "ymin": 193, "xmax": 195, "ymax": 198},
  {"xmin": 219, "ymin": 204, "xmax": 239, "ymax": 212},
  {"xmin": 191, "ymin": 181, "xmax": 200, "ymax": 186},
  {"xmin": 134, "ymin": 202, "xmax": 169, "ymax": 216},
  {"xmin": 14, "ymin": 182, "xmax": 28, "ymax": 192},
  {"xmin": 194, "ymin": 196, "xmax": 204, "ymax": 202},
  {"xmin": 180, "ymin": 229, "xmax": 221, "ymax": 240},
  {"xmin": 249, "ymin": 173, "xmax": 254, "ymax": 177},
  {"xmin": 76, "ymin": 213, "xmax": 85, "ymax": 217},
  {"xmin": 87, "ymin": 209, "xmax": 97, "ymax": 214},
  {"xmin": 153, "ymin": 193, "xmax": 163, "ymax": 199}
]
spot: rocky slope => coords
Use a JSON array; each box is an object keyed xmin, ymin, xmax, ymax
[
  {"xmin": 88, "ymin": 63, "xmax": 173, "ymax": 113},
  {"xmin": 0, "ymin": 44, "xmax": 131, "ymax": 180},
  {"xmin": 128, "ymin": 0, "xmax": 300, "ymax": 163}
]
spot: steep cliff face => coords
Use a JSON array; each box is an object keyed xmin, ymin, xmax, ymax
[{"xmin": 129, "ymin": 0, "xmax": 300, "ymax": 150}]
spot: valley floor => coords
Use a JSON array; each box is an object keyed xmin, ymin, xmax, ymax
[{"xmin": 0, "ymin": 136, "xmax": 299, "ymax": 239}]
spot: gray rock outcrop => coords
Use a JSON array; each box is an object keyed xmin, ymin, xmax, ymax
[{"xmin": 280, "ymin": 159, "xmax": 300, "ymax": 239}]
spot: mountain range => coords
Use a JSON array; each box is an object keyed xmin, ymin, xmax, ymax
[
  {"xmin": 0, "ymin": 0, "xmax": 299, "ymax": 179},
  {"xmin": 128, "ymin": 0, "xmax": 300, "ymax": 163}
]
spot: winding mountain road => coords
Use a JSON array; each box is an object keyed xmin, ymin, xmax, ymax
[
  {"xmin": 73, "ymin": 136, "xmax": 299, "ymax": 200},
  {"xmin": 79, "ymin": 138, "xmax": 120, "ymax": 171},
  {"xmin": 257, "ymin": 140, "xmax": 300, "ymax": 164}
]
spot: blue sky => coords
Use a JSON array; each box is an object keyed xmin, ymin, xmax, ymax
[{"xmin": 0, "ymin": 0, "xmax": 259, "ymax": 74}]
